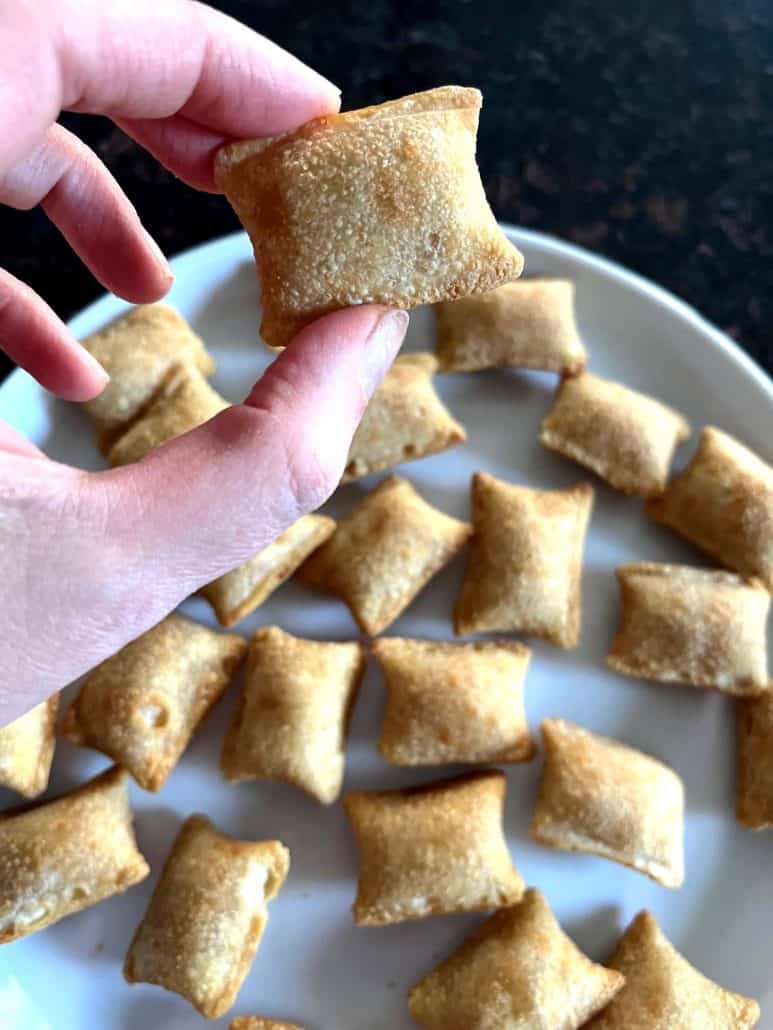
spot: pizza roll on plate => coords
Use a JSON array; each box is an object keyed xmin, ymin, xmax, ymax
[
  {"xmin": 607, "ymin": 562, "xmax": 769, "ymax": 695},
  {"xmin": 531, "ymin": 719, "xmax": 684, "ymax": 888},
  {"xmin": 736, "ymin": 689, "xmax": 773, "ymax": 829},
  {"xmin": 648, "ymin": 426, "xmax": 773, "ymax": 590},
  {"xmin": 409, "ymin": 888, "xmax": 625, "ymax": 1030},
  {"xmin": 539, "ymin": 372, "xmax": 690, "ymax": 497},
  {"xmin": 62, "ymin": 614, "xmax": 247, "ymax": 792},
  {"xmin": 0, "ymin": 766, "xmax": 149, "ymax": 944},
  {"xmin": 0, "ymin": 696, "xmax": 58, "ymax": 798},
  {"xmin": 454, "ymin": 473, "xmax": 593, "ymax": 647},
  {"xmin": 435, "ymin": 278, "xmax": 586, "ymax": 374},
  {"xmin": 230, "ymin": 1019, "xmax": 304, "ymax": 1030},
  {"xmin": 215, "ymin": 86, "xmax": 524, "ymax": 348},
  {"xmin": 125, "ymin": 814, "xmax": 290, "ymax": 1019}
]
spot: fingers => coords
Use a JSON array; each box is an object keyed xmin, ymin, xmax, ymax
[
  {"xmin": 115, "ymin": 114, "xmax": 228, "ymax": 192},
  {"xmin": 0, "ymin": 423, "xmax": 46, "ymax": 459}
]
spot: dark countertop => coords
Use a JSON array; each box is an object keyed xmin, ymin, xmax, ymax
[{"xmin": 2, "ymin": 0, "xmax": 772, "ymax": 380}]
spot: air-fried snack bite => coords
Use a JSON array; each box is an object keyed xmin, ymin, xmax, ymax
[
  {"xmin": 530, "ymin": 719, "xmax": 684, "ymax": 887},
  {"xmin": 82, "ymin": 304, "xmax": 215, "ymax": 451},
  {"xmin": 409, "ymin": 888, "xmax": 625, "ymax": 1030},
  {"xmin": 607, "ymin": 562, "xmax": 769, "ymax": 696},
  {"xmin": 215, "ymin": 86, "xmax": 524, "ymax": 349},
  {"xmin": 343, "ymin": 353, "xmax": 466, "ymax": 482},
  {"xmin": 202, "ymin": 515, "xmax": 336, "ymax": 627},
  {"xmin": 298, "ymin": 476, "xmax": 471, "ymax": 635},
  {"xmin": 737, "ymin": 689, "xmax": 773, "ymax": 829},
  {"xmin": 62, "ymin": 615, "xmax": 247, "ymax": 792},
  {"xmin": 222, "ymin": 627, "xmax": 366, "ymax": 804},
  {"xmin": 0, "ymin": 696, "xmax": 58, "ymax": 798},
  {"xmin": 374, "ymin": 637, "xmax": 534, "ymax": 765},
  {"xmin": 0, "ymin": 766, "xmax": 148, "ymax": 944},
  {"xmin": 435, "ymin": 278, "xmax": 586, "ymax": 374},
  {"xmin": 454, "ymin": 473, "xmax": 593, "ymax": 647},
  {"xmin": 539, "ymin": 372, "xmax": 690, "ymax": 497},
  {"xmin": 588, "ymin": 910, "xmax": 760, "ymax": 1028},
  {"xmin": 648, "ymin": 426, "xmax": 773, "ymax": 590},
  {"xmin": 230, "ymin": 1021, "xmax": 304, "ymax": 1030},
  {"xmin": 344, "ymin": 770, "xmax": 523, "ymax": 926},
  {"xmin": 125, "ymin": 814, "xmax": 289, "ymax": 1020}
]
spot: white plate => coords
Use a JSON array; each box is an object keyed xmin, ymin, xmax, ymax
[{"xmin": 1, "ymin": 227, "xmax": 772, "ymax": 1030}]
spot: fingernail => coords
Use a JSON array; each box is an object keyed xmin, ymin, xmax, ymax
[
  {"xmin": 141, "ymin": 227, "xmax": 174, "ymax": 284},
  {"xmin": 361, "ymin": 309, "xmax": 409, "ymax": 397}
]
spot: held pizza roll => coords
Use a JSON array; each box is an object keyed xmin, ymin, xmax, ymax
[
  {"xmin": 125, "ymin": 814, "xmax": 290, "ymax": 1020},
  {"xmin": 607, "ymin": 562, "xmax": 770, "ymax": 696},
  {"xmin": 539, "ymin": 372, "xmax": 690, "ymax": 497},
  {"xmin": 0, "ymin": 696, "xmax": 58, "ymax": 798},
  {"xmin": 221, "ymin": 627, "xmax": 366, "ymax": 804},
  {"xmin": 647, "ymin": 426, "xmax": 773, "ymax": 590},
  {"xmin": 454, "ymin": 473, "xmax": 593, "ymax": 647},
  {"xmin": 343, "ymin": 770, "xmax": 524, "ymax": 926},
  {"xmin": 202, "ymin": 514, "xmax": 336, "ymax": 627},
  {"xmin": 62, "ymin": 614, "xmax": 247, "ymax": 792},
  {"xmin": 373, "ymin": 637, "xmax": 535, "ymax": 765},
  {"xmin": 82, "ymin": 304, "xmax": 215, "ymax": 451},
  {"xmin": 230, "ymin": 1020, "xmax": 304, "ymax": 1030},
  {"xmin": 408, "ymin": 888, "xmax": 625, "ymax": 1030},
  {"xmin": 215, "ymin": 86, "xmax": 524, "ymax": 349},
  {"xmin": 736, "ymin": 689, "xmax": 773, "ymax": 829},
  {"xmin": 588, "ymin": 911, "xmax": 760, "ymax": 1028},
  {"xmin": 343, "ymin": 353, "xmax": 466, "ymax": 482},
  {"xmin": 530, "ymin": 719, "xmax": 685, "ymax": 888},
  {"xmin": 435, "ymin": 278, "xmax": 586, "ymax": 374},
  {"xmin": 0, "ymin": 766, "xmax": 149, "ymax": 944},
  {"xmin": 298, "ymin": 476, "xmax": 471, "ymax": 635}
]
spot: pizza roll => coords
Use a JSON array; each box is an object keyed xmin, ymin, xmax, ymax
[
  {"xmin": 230, "ymin": 1019, "xmax": 304, "ymax": 1030},
  {"xmin": 343, "ymin": 353, "xmax": 466, "ymax": 482},
  {"xmin": 530, "ymin": 719, "xmax": 684, "ymax": 887},
  {"xmin": 589, "ymin": 910, "xmax": 760, "ymax": 1028},
  {"xmin": 409, "ymin": 888, "xmax": 625, "ymax": 1030},
  {"xmin": 648, "ymin": 426, "xmax": 773, "ymax": 590},
  {"xmin": 202, "ymin": 514, "xmax": 336, "ymax": 627},
  {"xmin": 62, "ymin": 614, "xmax": 247, "ymax": 792},
  {"xmin": 0, "ymin": 696, "xmax": 58, "ymax": 798},
  {"xmin": 0, "ymin": 766, "xmax": 149, "ymax": 944},
  {"xmin": 736, "ymin": 689, "xmax": 773, "ymax": 829},
  {"xmin": 539, "ymin": 372, "xmax": 690, "ymax": 497},
  {"xmin": 82, "ymin": 304, "xmax": 215, "ymax": 451},
  {"xmin": 373, "ymin": 637, "xmax": 535, "ymax": 765},
  {"xmin": 222, "ymin": 627, "xmax": 366, "ymax": 804},
  {"xmin": 607, "ymin": 562, "xmax": 769, "ymax": 696},
  {"xmin": 125, "ymin": 814, "xmax": 290, "ymax": 1020},
  {"xmin": 454, "ymin": 473, "xmax": 593, "ymax": 647},
  {"xmin": 344, "ymin": 770, "xmax": 523, "ymax": 926},
  {"xmin": 435, "ymin": 278, "xmax": 586, "ymax": 374},
  {"xmin": 215, "ymin": 86, "xmax": 524, "ymax": 349},
  {"xmin": 107, "ymin": 368, "xmax": 228, "ymax": 466},
  {"xmin": 299, "ymin": 476, "xmax": 471, "ymax": 635}
]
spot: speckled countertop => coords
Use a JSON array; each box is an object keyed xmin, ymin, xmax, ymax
[{"xmin": 1, "ymin": 0, "xmax": 771, "ymax": 380}]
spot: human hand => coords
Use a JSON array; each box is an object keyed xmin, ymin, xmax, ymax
[{"xmin": 0, "ymin": 0, "xmax": 408, "ymax": 722}]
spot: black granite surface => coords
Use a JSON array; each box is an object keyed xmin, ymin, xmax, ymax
[{"xmin": 1, "ymin": 0, "xmax": 772, "ymax": 380}]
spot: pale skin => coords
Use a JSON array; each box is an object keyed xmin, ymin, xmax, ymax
[{"xmin": 0, "ymin": 0, "xmax": 408, "ymax": 723}]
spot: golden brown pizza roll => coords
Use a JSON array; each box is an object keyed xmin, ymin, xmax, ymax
[
  {"xmin": 124, "ymin": 814, "xmax": 290, "ymax": 1020},
  {"xmin": 298, "ymin": 476, "xmax": 471, "ymax": 635},
  {"xmin": 0, "ymin": 766, "xmax": 149, "ymax": 944},
  {"xmin": 648, "ymin": 426, "xmax": 773, "ymax": 590},
  {"xmin": 344, "ymin": 770, "xmax": 523, "ymax": 926},
  {"xmin": 230, "ymin": 1018, "xmax": 304, "ymax": 1030},
  {"xmin": 0, "ymin": 696, "xmax": 58, "ymax": 799},
  {"xmin": 435, "ymin": 278, "xmax": 586, "ymax": 374},
  {"xmin": 607, "ymin": 562, "xmax": 770, "ymax": 696},
  {"xmin": 736, "ymin": 688, "xmax": 773, "ymax": 829},
  {"xmin": 202, "ymin": 514, "xmax": 336, "ymax": 627},
  {"xmin": 409, "ymin": 888, "xmax": 625, "ymax": 1030},
  {"xmin": 82, "ymin": 304, "xmax": 215, "ymax": 451},
  {"xmin": 343, "ymin": 353, "xmax": 466, "ymax": 482},
  {"xmin": 373, "ymin": 637, "xmax": 534, "ymax": 765},
  {"xmin": 62, "ymin": 614, "xmax": 247, "ymax": 792},
  {"xmin": 215, "ymin": 86, "xmax": 524, "ymax": 349},
  {"xmin": 588, "ymin": 910, "xmax": 760, "ymax": 1028},
  {"xmin": 222, "ymin": 627, "xmax": 366, "ymax": 804},
  {"xmin": 539, "ymin": 371, "xmax": 690, "ymax": 497},
  {"xmin": 107, "ymin": 368, "xmax": 229, "ymax": 466},
  {"xmin": 454, "ymin": 473, "xmax": 593, "ymax": 647},
  {"xmin": 530, "ymin": 719, "xmax": 684, "ymax": 887}
]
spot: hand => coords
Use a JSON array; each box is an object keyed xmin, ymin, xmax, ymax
[{"xmin": 0, "ymin": 0, "xmax": 408, "ymax": 722}]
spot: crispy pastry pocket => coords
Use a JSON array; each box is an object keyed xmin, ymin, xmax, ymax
[
  {"xmin": 230, "ymin": 1020, "xmax": 304, "ymax": 1030},
  {"xmin": 737, "ymin": 688, "xmax": 773, "ymax": 830},
  {"xmin": 0, "ymin": 696, "xmax": 58, "ymax": 798}
]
